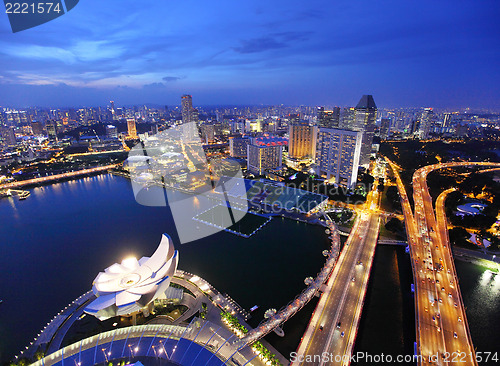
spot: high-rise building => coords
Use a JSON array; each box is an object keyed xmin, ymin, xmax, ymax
[
  {"xmin": 247, "ymin": 137, "xmax": 286, "ymax": 175},
  {"xmin": 317, "ymin": 107, "xmax": 325, "ymax": 125},
  {"xmin": 288, "ymin": 113, "xmax": 300, "ymax": 124},
  {"xmin": 288, "ymin": 121, "xmax": 317, "ymax": 159},
  {"xmin": 127, "ymin": 118, "xmax": 137, "ymax": 139},
  {"xmin": 31, "ymin": 121, "xmax": 43, "ymax": 135},
  {"xmin": 106, "ymin": 125, "xmax": 118, "ymax": 139},
  {"xmin": 151, "ymin": 124, "xmax": 159, "ymax": 135},
  {"xmin": 315, "ymin": 128, "xmax": 362, "ymax": 188},
  {"xmin": 201, "ymin": 124, "xmax": 215, "ymax": 144},
  {"xmin": 352, "ymin": 95, "xmax": 377, "ymax": 166},
  {"xmin": 379, "ymin": 118, "xmax": 391, "ymax": 140},
  {"xmin": 247, "ymin": 144, "xmax": 283, "ymax": 176},
  {"xmin": 110, "ymin": 101, "xmax": 116, "ymax": 120},
  {"xmin": 229, "ymin": 136, "xmax": 250, "ymax": 158},
  {"xmin": 443, "ymin": 113, "xmax": 451, "ymax": 129},
  {"xmin": 181, "ymin": 95, "xmax": 193, "ymax": 125},
  {"xmin": 192, "ymin": 108, "xmax": 199, "ymax": 125},
  {"xmin": 181, "ymin": 95, "xmax": 198, "ymax": 140},
  {"xmin": 1, "ymin": 127, "xmax": 16, "ymax": 147},
  {"xmin": 317, "ymin": 107, "xmax": 340, "ymax": 129},
  {"xmin": 418, "ymin": 108, "xmax": 433, "ymax": 139},
  {"xmin": 340, "ymin": 107, "xmax": 356, "ymax": 129},
  {"xmin": 46, "ymin": 121, "xmax": 58, "ymax": 142}
]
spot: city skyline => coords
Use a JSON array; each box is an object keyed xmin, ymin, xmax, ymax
[
  {"xmin": 1, "ymin": 1, "xmax": 500, "ymax": 363},
  {"xmin": 0, "ymin": 1, "xmax": 499, "ymax": 108}
]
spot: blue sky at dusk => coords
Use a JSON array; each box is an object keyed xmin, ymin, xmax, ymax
[{"xmin": 0, "ymin": 0, "xmax": 499, "ymax": 108}]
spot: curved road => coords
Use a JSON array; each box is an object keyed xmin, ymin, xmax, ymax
[{"xmin": 387, "ymin": 159, "xmax": 500, "ymax": 365}]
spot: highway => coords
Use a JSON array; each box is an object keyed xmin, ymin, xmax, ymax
[
  {"xmin": 0, "ymin": 164, "xmax": 118, "ymax": 190},
  {"xmin": 387, "ymin": 159, "xmax": 500, "ymax": 365},
  {"xmin": 292, "ymin": 161, "xmax": 383, "ymax": 366}
]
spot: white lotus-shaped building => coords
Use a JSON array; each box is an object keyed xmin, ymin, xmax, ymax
[{"xmin": 84, "ymin": 233, "xmax": 178, "ymax": 320}]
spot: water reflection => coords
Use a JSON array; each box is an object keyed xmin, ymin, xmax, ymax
[
  {"xmin": 478, "ymin": 269, "xmax": 500, "ymax": 292},
  {"xmin": 6, "ymin": 196, "xmax": 19, "ymax": 220}
]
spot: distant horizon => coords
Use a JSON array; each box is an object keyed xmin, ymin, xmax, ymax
[
  {"xmin": 2, "ymin": 99, "xmax": 500, "ymax": 113},
  {"xmin": 0, "ymin": 1, "xmax": 499, "ymax": 109}
]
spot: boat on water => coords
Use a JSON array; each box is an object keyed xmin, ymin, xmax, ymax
[
  {"xmin": 19, "ymin": 191, "xmax": 30, "ymax": 200},
  {"xmin": 250, "ymin": 305, "xmax": 259, "ymax": 312}
]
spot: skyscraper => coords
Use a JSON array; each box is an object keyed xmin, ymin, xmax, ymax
[
  {"xmin": 31, "ymin": 121, "xmax": 43, "ymax": 135},
  {"xmin": 46, "ymin": 121, "xmax": 58, "ymax": 142},
  {"xmin": 229, "ymin": 136, "xmax": 250, "ymax": 158},
  {"xmin": 317, "ymin": 107, "xmax": 324, "ymax": 125},
  {"xmin": 151, "ymin": 124, "xmax": 159, "ymax": 135},
  {"xmin": 317, "ymin": 107, "xmax": 340, "ymax": 129},
  {"xmin": 181, "ymin": 94, "xmax": 198, "ymax": 140},
  {"xmin": 1, "ymin": 127, "xmax": 16, "ymax": 147},
  {"xmin": 315, "ymin": 128, "xmax": 362, "ymax": 188},
  {"xmin": 288, "ymin": 121, "xmax": 317, "ymax": 159},
  {"xmin": 340, "ymin": 107, "xmax": 356, "ymax": 129},
  {"xmin": 181, "ymin": 95, "xmax": 193, "ymax": 125},
  {"xmin": 110, "ymin": 100, "xmax": 116, "ymax": 120},
  {"xmin": 443, "ymin": 113, "xmax": 451, "ymax": 128},
  {"xmin": 247, "ymin": 144, "xmax": 283, "ymax": 176},
  {"xmin": 418, "ymin": 108, "xmax": 433, "ymax": 139},
  {"xmin": 127, "ymin": 118, "xmax": 137, "ymax": 139},
  {"xmin": 410, "ymin": 119, "xmax": 420, "ymax": 137},
  {"xmin": 201, "ymin": 124, "xmax": 215, "ymax": 144},
  {"xmin": 379, "ymin": 118, "xmax": 391, "ymax": 140},
  {"xmin": 247, "ymin": 137, "xmax": 286, "ymax": 175},
  {"xmin": 353, "ymin": 95, "xmax": 377, "ymax": 166}
]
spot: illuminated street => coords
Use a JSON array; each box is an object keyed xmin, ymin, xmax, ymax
[
  {"xmin": 387, "ymin": 159, "xmax": 500, "ymax": 365},
  {"xmin": 0, "ymin": 164, "xmax": 118, "ymax": 190},
  {"xmin": 293, "ymin": 162, "xmax": 383, "ymax": 365}
]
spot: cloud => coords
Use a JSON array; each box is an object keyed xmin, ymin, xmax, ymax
[
  {"xmin": 233, "ymin": 36, "xmax": 287, "ymax": 54},
  {"xmin": 143, "ymin": 82, "xmax": 166, "ymax": 89},
  {"xmin": 162, "ymin": 76, "xmax": 183, "ymax": 82},
  {"xmin": 232, "ymin": 31, "xmax": 311, "ymax": 54},
  {"xmin": 1, "ymin": 44, "xmax": 76, "ymax": 63}
]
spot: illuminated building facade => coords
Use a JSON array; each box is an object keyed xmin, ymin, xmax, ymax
[
  {"xmin": 46, "ymin": 121, "xmax": 58, "ymax": 142},
  {"xmin": 418, "ymin": 108, "xmax": 433, "ymax": 139},
  {"xmin": 380, "ymin": 118, "xmax": 391, "ymax": 140},
  {"xmin": 316, "ymin": 128, "xmax": 362, "ymax": 187},
  {"xmin": 353, "ymin": 95, "xmax": 377, "ymax": 166},
  {"xmin": 317, "ymin": 107, "xmax": 340, "ymax": 129},
  {"xmin": 1, "ymin": 127, "xmax": 16, "ymax": 147},
  {"xmin": 181, "ymin": 94, "xmax": 198, "ymax": 140},
  {"xmin": 106, "ymin": 125, "xmax": 118, "ymax": 139},
  {"xmin": 288, "ymin": 121, "xmax": 317, "ymax": 159},
  {"xmin": 127, "ymin": 118, "xmax": 137, "ymax": 139},
  {"xmin": 84, "ymin": 234, "xmax": 178, "ymax": 320},
  {"xmin": 229, "ymin": 136, "xmax": 250, "ymax": 158},
  {"xmin": 181, "ymin": 94, "xmax": 193, "ymax": 125},
  {"xmin": 201, "ymin": 123, "xmax": 215, "ymax": 143},
  {"xmin": 247, "ymin": 137, "xmax": 286, "ymax": 175}
]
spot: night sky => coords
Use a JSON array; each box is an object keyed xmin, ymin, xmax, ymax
[{"xmin": 0, "ymin": 0, "xmax": 499, "ymax": 108}]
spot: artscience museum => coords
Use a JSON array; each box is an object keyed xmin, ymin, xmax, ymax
[{"xmin": 84, "ymin": 233, "xmax": 179, "ymax": 320}]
